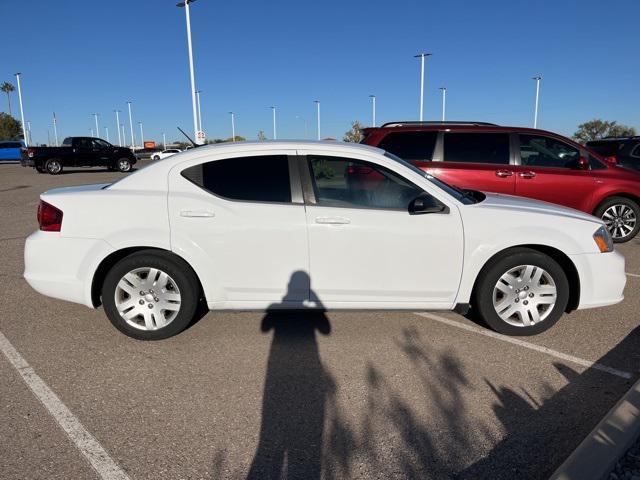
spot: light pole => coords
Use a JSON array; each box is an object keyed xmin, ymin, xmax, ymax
[
  {"xmin": 369, "ymin": 95, "xmax": 376, "ymax": 127},
  {"xmin": 138, "ymin": 122, "xmax": 144, "ymax": 148},
  {"xmin": 26, "ymin": 121, "xmax": 32, "ymax": 145},
  {"xmin": 270, "ymin": 106, "xmax": 277, "ymax": 139},
  {"xmin": 177, "ymin": 0, "xmax": 201, "ymax": 144},
  {"xmin": 90, "ymin": 128, "xmax": 94, "ymax": 137},
  {"xmin": 120, "ymin": 124, "xmax": 126, "ymax": 147},
  {"xmin": 296, "ymin": 116, "xmax": 308, "ymax": 139},
  {"xmin": 532, "ymin": 75, "xmax": 542, "ymax": 128},
  {"xmin": 114, "ymin": 110, "xmax": 122, "ymax": 146},
  {"xmin": 414, "ymin": 53, "xmax": 432, "ymax": 121},
  {"xmin": 162, "ymin": 132, "xmax": 166, "ymax": 149},
  {"xmin": 127, "ymin": 101, "xmax": 135, "ymax": 150},
  {"xmin": 14, "ymin": 73, "xmax": 28, "ymax": 146},
  {"xmin": 53, "ymin": 112, "xmax": 59, "ymax": 146},
  {"xmin": 195, "ymin": 90, "xmax": 202, "ymax": 132},
  {"xmin": 105, "ymin": 127, "xmax": 110, "ymax": 143},
  {"xmin": 314, "ymin": 100, "xmax": 321, "ymax": 140},
  {"xmin": 92, "ymin": 113, "xmax": 100, "ymax": 138},
  {"xmin": 439, "ymin": 87, "xmax": 446, "ymax": 121},
  {"xmin": 229, "ymin": 112, "xmax": 236, "ymax": 141}
]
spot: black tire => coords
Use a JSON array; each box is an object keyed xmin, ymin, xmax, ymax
[
  {"xmin": 116, "ymin": 158, "xmax": 132, "ymax": 173},
  {"xmin": 45, "ymin": 158, "xmax": 63, "ymax": 175},
  {"xmin": 152, "ymin": 155, "xmax": 160, "ymax": 161},
  {"xmin": 102, "ymin": 251, "xmax": 200, "ymax": 340},
  {"xmin": 594, "ymin": 196, "xmax": 640, "ymax": 243},
  {"xmin": 473, "ymin": 248, "xmax": 569, "ymax": 336}
]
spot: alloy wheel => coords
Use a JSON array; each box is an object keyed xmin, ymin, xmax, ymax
[{"xmin": 602, "ymin": 204, "xmax": 636, "ymax": 240}]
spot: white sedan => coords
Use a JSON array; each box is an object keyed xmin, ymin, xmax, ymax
[
  {"xmin": 24, "ymin": 141, "xmax": 625, "ymax": 340},
  {"xmin": 151, "ymin": 148, "xmax": 182, "ymax": 161}
]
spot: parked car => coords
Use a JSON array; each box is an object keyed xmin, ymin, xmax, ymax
[
  {"xmin": 21, "ymin": 137, "xmax": 137, "ymax": 174},
  {"xmin": 151, "ymin": 148, "xmax": 182, "ymax": 161},
  {"xmin": 361, "ymin": 121, "xmax": 640, "ymax": 242},
  {"xmin": 586, "ymin": 137, "xmax": 640, "ymax": 172},
  {"xmin": 0, "ymin": 140, "xmax": 25, "ymax": 161},
  {"xmin": 24, "ymin": 141, "xmax": 624, "ymax": 340}
]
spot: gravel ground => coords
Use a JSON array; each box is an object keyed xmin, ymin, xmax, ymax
[{"xmin": 608, "ymin": 436, "xmax": 640, "ymax": 480}]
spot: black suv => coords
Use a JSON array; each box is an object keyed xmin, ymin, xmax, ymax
[{"xmin": 586, "ymin": 137, "xmax": 640, "ymax": 171}]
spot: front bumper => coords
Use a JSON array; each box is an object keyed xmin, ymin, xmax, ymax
[
  {"xmin": 569, "ymin": 250, "xmax": 626, "ymax": 309},
  {"xmin": 24, "ymin": 231, "xmax": 115, "ymax": 308}
]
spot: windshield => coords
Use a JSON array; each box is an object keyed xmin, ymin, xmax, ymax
[{"xmin": 384, "ymin": 152, "xmax": 479, "ymax": 204}]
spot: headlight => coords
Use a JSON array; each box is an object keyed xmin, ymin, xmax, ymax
[{"xmin": 593, "ymin": 225, "xmax": 614, "ymax": 253}]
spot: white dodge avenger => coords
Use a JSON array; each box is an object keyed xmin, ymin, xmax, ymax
[{"xmin": 24, "ymin": 141, "xmax": 625, "ymax": 340}]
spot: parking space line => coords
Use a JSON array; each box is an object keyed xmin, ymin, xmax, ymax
[
  {"xmin": 0, "ymin": 331, "xmax": 130, "ymax": 480},
  {"xmin": 414, "ymin": 312, "xmax": 632, "ymax": 380},
  {"xmin": 626, "ymin": 272, "xmax": 640, "ymax": 278}
]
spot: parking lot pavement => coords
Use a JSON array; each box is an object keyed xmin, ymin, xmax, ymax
[{"xmin": 1, "ymin": 162, "xmax": 638, "ymax": 479}]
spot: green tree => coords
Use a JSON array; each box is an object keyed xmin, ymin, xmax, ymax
[
  {"xmin": 343, "ymin": 120, "xmax": 365, "ymax": 142},
  {"xmin": 573, "ymin": 119, "xmax": 637, "ymax": 144},
  {"xmin": 257, "ymin": 130, "xmax": 267, "ymax": 141},
  {"xmin": 0, "ymin": 113, "xmax": 22, "ymax": 140},
  {"xmin": 1, "ymin": 82, "xmax": 14, "ymax": 116}
]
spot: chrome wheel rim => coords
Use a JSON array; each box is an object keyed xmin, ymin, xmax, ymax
[
  {"xmin": 492, "ymin": 264, "xmax": 557, "ymax": 327},
  {"xmin": 48, "ymin": 161, "xmax": 61, "ymax": 173},
  {"xmin": 118, "ymin": 159, "xmax": 131, "ymax": 171},
  {"xmin": 114, "ymin": 267, "xmax": 181, "ymax": 331},
  {"xmin": 602, "ymin": 204, "xmax": 636, "ymax": 239}
]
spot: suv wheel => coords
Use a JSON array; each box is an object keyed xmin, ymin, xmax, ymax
[
  {"xmin": 102, "ymin": 251, "xmax": 199, "ymax": 340},
  {"xmin": 116, "ymin": 158, "xmax": 132, "ymax": 173},
  {"xmin": 474, "ymin": 248, "xmax": 569, "ymax": 336},
  {"xmin": 595, "ymin": 196, "xmax": 640, "ymax": 243},
  {"xmin": 45, "ymin": 159, "xmax": 63, "ymax": 175}
]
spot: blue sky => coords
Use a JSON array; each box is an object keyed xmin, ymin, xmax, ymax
[{"xmin": 1, "ymin": 0, "xmax": 638, "ymax": 145}]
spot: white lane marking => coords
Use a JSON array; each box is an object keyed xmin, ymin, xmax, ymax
[
  {"xmin": 0, "ymin": 331, "xmax": 130, "ymax": 480},
  {"xmin": 626, "ymin": 272, "xmax": 640, "ymax": 278},
  {"xmin": 414, "ymin": 312, "xmax": 632, "ymax": 380}
]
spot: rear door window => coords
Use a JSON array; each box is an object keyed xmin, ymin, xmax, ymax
[
  {"xmin": 519, "ymin": 135, "xmax": 580, "ymax": 168},
  {"xmin": 377, "ymin": 131, "xmax": 438, "ymax": 161},
  {"xmin": 443, "ymin": 133, "xmax": 510, "ymax": 165}
]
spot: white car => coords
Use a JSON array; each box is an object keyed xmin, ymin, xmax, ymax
[
  {"xmin": 24, "ymin": 141, "xmax": 625, "ymax": 340},
  {"xmin": 151, "ymin": 148, "xmax": 182, "ymax": 161}
]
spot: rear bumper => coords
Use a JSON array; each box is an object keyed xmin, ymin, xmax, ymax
[
  {"xmin": 570, "ymin": 251, "xmax": 626, "ymax": 309},
  {"xmin": 20, "ymin": 157, "xmax": 34, "ymax": 167},
  {"xmin": 24, "ymin": 231, "xmax": 114, "ymax": 308}
]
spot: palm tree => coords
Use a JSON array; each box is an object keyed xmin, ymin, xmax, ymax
[{"xmin": 1, "ymin": 82, "xmax": 15, "ymax": 116}]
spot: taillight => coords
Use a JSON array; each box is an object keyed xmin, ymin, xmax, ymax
[
  {"xmin": 27, "ymin": 148, "xmax": 35, "ymax": 158},
  {"xmin": 346, "ymin": 166, "xmax": 374, "ymax": 175},
  {"xmin": 37, "ymin": 200, "xmax": 63, "ymax": 232}
]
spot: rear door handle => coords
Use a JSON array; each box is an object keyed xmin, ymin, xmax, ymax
[
  {"xmin": 519, "ymin": 171, "xmax": 536, "ymax": 179},
  {"xmin": 180, "ymin": 210, "xmax": 215, "ymax": 218},
  {"xmin": 495, "ymin": 169, "xmax": 513, "ymax": 178},
  {"xmin": 315, "ymin": 216, "xmax": 351, "ymax": 225}
]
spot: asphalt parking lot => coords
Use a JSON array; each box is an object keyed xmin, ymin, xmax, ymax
[{"xmin": 1, "ymin": 161, "xmax": 639, "ymax": 480}]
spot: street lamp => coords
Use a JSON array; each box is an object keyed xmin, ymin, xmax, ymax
[
  {"xmin": 414, "ymin": 53, "xmax": 432, "ymax": 121},
  {"xmin": 139, "ymin": 122, "xmax": 144, "ymax": 149},
  {"xmin": 314, "ymin": 100, "xmax": 321, "ymax": 140},
  {"xmin": 177, "ymin": 0, "xmax": 201, "ymax": 144},
  {"xmin": 270, "ymin": 106, "xmax": 277, "ymax": 139},
  {"xmin": 439, "ymin": 87, "xmax": 446, "ymax": 122},
  {"xmin": 229, "ymin": 112, "xmax": 236, "ymax": 141},
  {"xmin": 162, "ymin": 132, "xmax": 166, "ymax": 149},
  {"xmin": 105, "ymin": 126, "xmax": 110, "ymax": 143},
  {"xmin": 120, "ymin": 124, "xmax": 126, "ymax": 147},
  {"xmin": 14, "ymin": 73, "xmax": 28, "ymax": 146},
  {"xmin": 369, "ymin": 95, "xmax": 376, "ymax": 127},
  {"xmin": 26, "ymin": 121, "xmax": 32, "ymax": 145},
  {"xmin": 90, "ymin": 128, "xmax": 94, "ymax": 137},
  {"xmin": 296, "ymin": 116, "xmax": 308, "ymax": 139},
  {"xmin": 195, "ymin": 90, "xmax": 203, "ymax": 131},
  {"xmin": 532, "ymin": 76, "xmax": 542, "ymax": 128},
  {"xmin": 92, "ymin": 113, "xmax": 100, "ymax": 139},
  {"xmin": 127, "ymin": 101, "xmax": 135, "ymax": 150},
  {"xmin": 114, "ymin": 110, "xmax": 122, "ymax": 146},
  {"xmin": 53, "ymin": 112, "xmax": 59, "ymax": 146}
]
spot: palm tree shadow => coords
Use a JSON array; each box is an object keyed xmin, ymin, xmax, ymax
[{"xmin": 247, "ymin": 271, "xmax": 334, "ymax": 480}]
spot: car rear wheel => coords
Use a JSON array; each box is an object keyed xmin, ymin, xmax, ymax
[
  {"xmin": 473, "ymin": 248, "xmax": 569, "ymax": 336},
  {"xmin": 116, "ymin": 158, "xmax": 132, "ymax": 172},
  {"xmin": 45, "ymin": 159, "xmax": 63, "ymax": 175},
  {"xmin": 595, "ymin": 196, "xmax": 640, "ymax": 243},
  {"xmin": 102, "ymin": 251, "xmax": 199, "ymax": 340}
]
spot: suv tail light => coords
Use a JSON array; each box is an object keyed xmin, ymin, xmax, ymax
[
  {"xmin": 27, "ymin": 148, "xmax": 35, "ymax": 158},
  {"xmin": 604, "ymin": 155, "xmax": 617, "ymax": 166},
  {"xmin": 346, "ymin": 166, "xmax": 374, "ymax": 175},
  {"xmin": 37, "ymin": 200, "xmax": 63, "ymax": 232}
]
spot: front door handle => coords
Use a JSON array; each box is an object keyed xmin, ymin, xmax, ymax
[
  {"xmin": 519, "ymin": 171, "xmax": 536, "ymax": 179},
  {"xmin": 495, "ymin": 169, "xmax": 513, "ymax": 178},
  {"xmin": 315, "ymin": 216, "xmax": 351, "ymax": 225},
  {"xmin": 180, "ymin": 210, "xmax": 215, "ymax": 218}
]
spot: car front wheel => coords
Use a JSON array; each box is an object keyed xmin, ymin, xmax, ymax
[
  {"xmin": 595, "ymin": 196, "xmax": 640, "ymax": 243},
  {"xmin": 473, "ymin": 248, "xmax": 569, "ymax": 336},
  {"xmin": 116, "ymin": 158, "xmax": 132, "ymax": 173},
  {"xmin": 102, "ymin": 251, "xmax": 200, "ymax": 340},
  {"xmin": 45, "ymin": 159, "xmax": 63, "ymax": 175}
]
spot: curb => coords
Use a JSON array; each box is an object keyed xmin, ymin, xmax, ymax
[{"xmin": 550, "ymin": 377, "xmax": 640, "ymax": 480}]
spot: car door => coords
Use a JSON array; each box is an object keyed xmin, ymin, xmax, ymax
[
  {"xmin": 90, "ymin": 139, "xmax": 114, "ymax": 166},
  {"xmin": 428, "ymin": 131, "xmax": 516, "ymax": 195},
  {"xmin": 514, "ymin": 134, "xmax": 596, "ymax": 211},
  {"xmin": 168, "ymin": 150, "xmax": 310, "ymax": 307},
  {"xmin": 299, "ymin": 151, "xmax": 464, "ymax": 308}
]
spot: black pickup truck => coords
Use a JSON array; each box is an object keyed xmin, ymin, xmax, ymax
[{"xmin": 21, "ymin": 137, "xmax": 137, "ymax": 174}]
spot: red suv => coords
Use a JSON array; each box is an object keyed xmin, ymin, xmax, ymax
[{"xmin": 361, "ymin": 121, "xmax": 640, "ymax": 242}]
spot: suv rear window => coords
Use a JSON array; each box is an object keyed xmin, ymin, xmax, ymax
[
  {"xmin": 377, "ymin": 131, "xmax": 438, "ymax": 161},
  {"xmin": 586, "ymin": 142, "xmax": 619, "ymax": 157},
  {"xmin": 443, "ymin": 133, "xmax": 510, "ymax": 165}
]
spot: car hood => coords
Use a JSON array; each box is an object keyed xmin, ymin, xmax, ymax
[{"xmin": 473, "ymin": 192, "xmax": 602, "ymax": 224}]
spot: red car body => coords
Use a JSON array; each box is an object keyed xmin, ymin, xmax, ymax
[{"xmin": 360, "ymin": 122, "xmax": 640, "ymax": 241}]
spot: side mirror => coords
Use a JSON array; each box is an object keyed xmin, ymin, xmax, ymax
[{"xmin": 409, "ymin": 193, "xmax": 448, "ymax": 215}]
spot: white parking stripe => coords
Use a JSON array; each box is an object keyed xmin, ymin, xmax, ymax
[
  {"xmin": 414, "ymin": 312, "xmax": 632, "ymax": 380},
  {"xmin": 626, "ymin": 272, "xmax": 640, "ymax": 278},
  {"xmin": 0, "ymin": 331, "xmax": 130, "ymax": 480}
]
